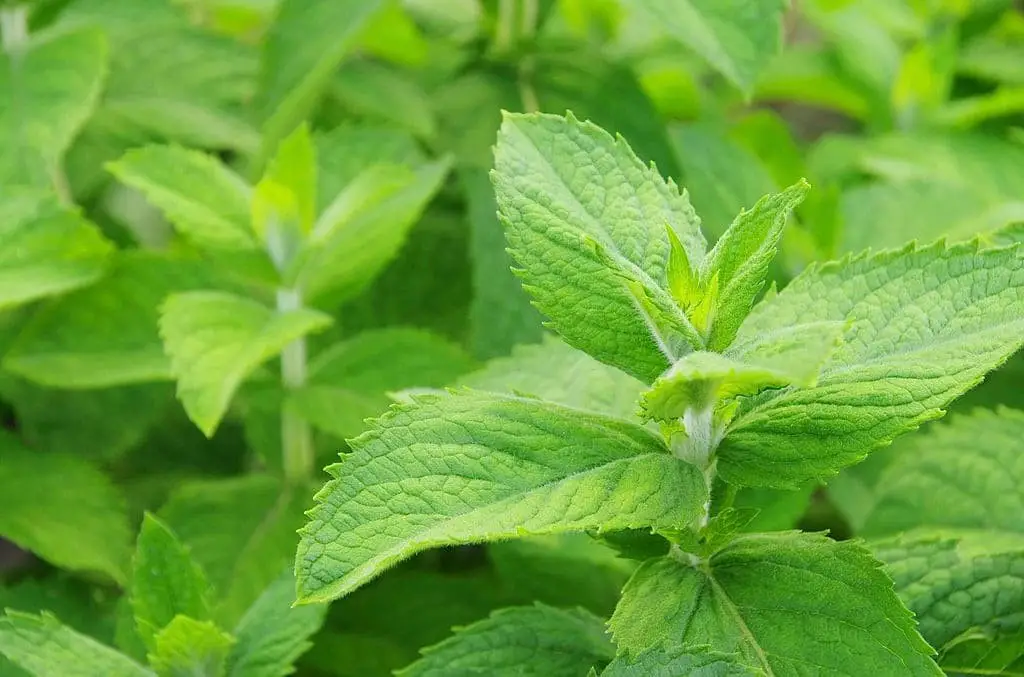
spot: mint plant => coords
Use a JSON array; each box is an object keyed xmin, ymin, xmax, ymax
[{"xmin": 294, "ymin": 112, "xmax": 1024, "ymax": 675}]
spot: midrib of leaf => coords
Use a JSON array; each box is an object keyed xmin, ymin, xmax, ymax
[{"xmin": 708, "ymin": 576, "xmax": 775, "ymax": 676}]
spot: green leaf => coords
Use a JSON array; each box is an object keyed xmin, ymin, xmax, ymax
[
  {"xmin": 0, "ymin": 27, "xmax": 108, "ymax": 189},
  {"xmin": 331, "ymin": 61, "xmax": 437, "ymax": 141},
  {"xmin": 108, "ymin": 146, "xmax": 256, "ymax": 252},
  {"xmin": 0, "ymin": 433, "xmax": 130, "ymax": 582},
  {"xmin": 159, "ymin": 291, "xmax": 332, "ymax": 436},
  {"xmin": 131, "ymin": 514, "xmax": 211, "ymax": 651},
  {"xmin": 295, "ymin": 390, "xmax": 707, "ymax": 604},
  {"xmin": 609, "ymin": 532, "xmax": 941, "ymax": 675},
  {"xmin": 148, "ymin": 616, "xmax": 233, "ymax": 677},
  {"xmin": 158, "ymin": 475, "xmax": 312, "ymax": 625},
  {"xmin": 493, "ymin": 112, "xmax": 705, "ymax": 383},
  {"xmin": 259, "ymin": 123, "xmax": 316, "ymax": 235},
  {"xmin": 856, "ymin": 407, "xmax": 1024, "ymax": 538},
  {"xmin": 226, "ymin": 571, "xmax": 327, "ymax": 677},
  {"xmin": 0, "ymin": 189, "xmax": 112, "ymax": 309},
  {"xmin": 458, "ymin": 335, "xmax": 645, "ymax": 421},
  {"xmin": 0, "ymin": 612, "xmax": 153, "ymax": 677},
  {"xmin": 254, "ymin": 0, "xmax": 388, "ymax": 165},
  {"xmin": 396, "ymin": 604, "xmax": 614, "ymax": 677},
  {"xmin": 4, "ymin": 250, "xmax": 228, "ymax": 388},
  {"xmin": 627, "ymin": 0, "xmax": 787, "ymax": 95},
  {"xmin": 718, "ymin": 241, "xmax": 1024, "ymax": 488},
  {"xmin": 601, "ymin": 645, "xmax": 762, "ymax": 676},
  {"xmin": 700, "ymin": 181, "xmax": 809, "ymax": 350}
]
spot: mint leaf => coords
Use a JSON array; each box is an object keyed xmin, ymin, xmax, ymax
[
  {"xmin": 610, "ymin": 532, "xmax": 941, "ymax": 675},
  {"xmin": 458, "ymin": 335, "xmax": 645, "ymax": 420},
  {"xmin": 0, "ymin": 611, "xmax": 152, "ymax": 677},
  {"xmin": 4, "ymin": 251, "xmax": 226, "ymax": 388},
  {"xmin": 0, "ymin": 433, "xmax": 130, "ymax": 582},
  {"xmin": 627, "ymin": 1, "xmax": 787, "ymax": 95},
  {"xmin": 108, "ymin": 146, "xmax": 256, "ymax": 252},
  {"xmin": 159, "ymin": 291, "xmax": 332, "ymax": 436},
  {"xmin": 295, "ymin": 390, "xmax": 707, "ymax": 604},
  {"xmin": 260, "ymin": 123, "xmax": 317, "ymax": 235},
  {"xmin": 397, "ymin": 604, "xmax": 614, "ymax": 677},
  {"xmin": 601, "ymin": 645, "xmax": 761, "ymax": 676},
  {"xmin": 700, "ymin": 181, "xmax": 809, "ymax": 350},
  {"xmin": 0, "ymin": 189, "xmax": 112, "ymax": 309},
  {"xmin": 857, "ymin": 407, "xmax": 1024, "ymax": 538},
  {"xmin": 158, "ymin": 475, "xmax": 311, "ymax": 625},
  {"xmin": 493, "ymin": 112, "xmax": 705, "ymax": 383},
  {"xmin": 131, "ymin": 514, "xmax": 210, "ymax": 650},
  {"xmin": 148, "ymin": 616, "xmax": 233, "ymax": 677},
  {"xmin": 718, "ymin": 242, "xmax": 1024, "ymax": 488},
  {"xmin": 226, "ymin": 571, "xmax": 327, "ymax": 677},
  {"xmin": 0, "ymin": 27, "xmax": 107, "ymax": 189}
]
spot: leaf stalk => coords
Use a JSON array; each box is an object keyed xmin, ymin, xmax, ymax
[{"xmin": 277, "ymin": 287, "xmax": 313, "ymax": 484}]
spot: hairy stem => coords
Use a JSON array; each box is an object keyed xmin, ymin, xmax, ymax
[
  {"xmin": 278, "ymin": 288, "xmax": 313, "ymax": 484},
  {"xmin": 674, "ymin": 405, "xmax": 720, "ymax": 530}
]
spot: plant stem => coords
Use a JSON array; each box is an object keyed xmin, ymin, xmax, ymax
[
  {"xmin": 673, "ymin": 405, "xmax": 721, "ymax": 530},
  {"xmin": 277, "ymin": 288, "xmax": 314, "ymax": 484},
  {"xmin": 0, "ymin": 5, "xmax": 27, "ymax": 54},
  {"xmin": 516, "ymin": 0, "xmax": 540, "ymax": 112},
  {"xmin": 494, "ymin": 0, "xmax": 516, "ymax": 54}
]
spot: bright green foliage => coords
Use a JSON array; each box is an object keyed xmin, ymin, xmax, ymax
[
  {"xmin": 147, "ymin": 616, "xmax": 233, "ymax": 677},
  {"xmin": 719, "ymin": 241, "xmax": 1024, "ymax": 488},
  {"xmin": 0, "ymin": 433, "xmax": 131, "ymax": 582},
  {"xmin": 130, "ymin": 514, "xmax": 210, "ymax": 650},
  {"xmin": 492, "ymin": 112, "xmax": 705, "ymax": 384},
  {"xmin": 0, "ymin": 27, "xmax": 107, "ymax": 189},
  {"xmin": 610, "ymin": 532, "xmax": 941, "ymax": 675},
  {"xmin": 295, "ymin": 390, "xmax": 707, "ymax": 603},
  {"xmin": 108, "ymin": 146, "xmax": 255, "ymax": 251},
  {"xmin": 4, "ymin": 251, "xmax": 227, "ymax": 388},
  {"xmin": 0, "ymin": 611, "xmax": 153, "ymax": 677},
  {"xmin": 159, "ymin": 291, "xmax": 332, "ymax": 436},
  {"xmin": 258, "ymin": 124, "xmax": 317, "ymax": 236},
  {"xmin": 397, "ymin": 604, "xmax": 614, "ymax": 677},
  {"xmin": 600, "ymin": 645, "xmax": 761, "ymax": 676},
  {"xmin": 226, "ymin": 572, "xmax": 327, "ymax": 677},
  {"xmin": 0, "ymin": 189, "xmax": 112, "ymax": 309},
  {"xmin": 627, "ymin": 0, "xmax": 788, "ymax": 95}
]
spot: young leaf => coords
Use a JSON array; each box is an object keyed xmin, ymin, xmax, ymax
[
  {"xmin": 147, "ymin": 616, "xmax": 233, "ymax": 677},
  {"xmin": 3, "ymin": 250, "xmax": 228, "ymax": 388},
  {"xmin": 0, "ymin": 27, "xmax": 108, "ymax": 189},
  {"xmin": 601, "ymin": 645, "xmax": 761, "ymax": 676},
  {"xmin": 0, "ymin": 189, "xmax": 112, "ymax": 309},
  {"xmin": 260, "ymin": 123, "xmax": 317, "ymax": 235},
  {"xmin": 0, "ymin": 433, "xmax": 130, "ymax": 583},
  {"xmin": 107, "ymin": 146, "xmax": 256, "ymax": 251},
  {"xmin": 295, "ymin": 390, "xmax": 708, "ymax": 604},
  {"xmin": 627, "ymin": 0, "xmax": 787, "ymax": 95},
  {"xmin": 493, "ymin": 112, "xmax": 706, "ymax": 383},
  {"xmin": 397, "ymin": 604, "xmax": 614, "ymax": 677},
  {"xmin": 226, "ymin": 571, "xmax": 328, "ymax": 677},
  {"xmin": 856, "ymin": 407, "xmax": 1024, "ymax": 538},
  {"xmin": 0, "ymin": 611, "xmax": 153, "ymax": 677},
  {"xmin": 700, "ymin": 181, "xmax": 810, "ymax": 350},
  {"xmin": 718, "ymin": 241, "xmax": 1024, "ymax": 488},
  {"xmin": 131, "ymin": 514, "xmax": 210, "ymax": 650},
  {"xmin": 609, "ymin": 532, "xmax": 942, "ymax": 675},
  {"xmin": 159, "ymin": 291, "xmax": 332, "ymax": 436}
]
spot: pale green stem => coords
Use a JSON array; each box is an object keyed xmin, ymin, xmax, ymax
[
  {"xmin": 277, "ymin": 288, "xmax": 314, "ymax": 484},
  {"xmin": 516, "ymin": 0, "xmax": 540, "ymax": 112},
  {"xmin": 674, "ymin": 405, "xmax": 720, "ymax": 530},
  {"xmin": 493, "ymin": 0, "xmax": 516, "ymax": 54},
  {"xmin": 0, "ymin": 6, "xmax": 27, "ymax": 54}
]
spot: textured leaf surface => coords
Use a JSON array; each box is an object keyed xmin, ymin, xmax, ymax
[
  {"xmin": 0, "ymin": 433, "xmax": 130, "ymax": 582},
  {"xmin": 131, "ymin": 514, "xmax": 210, "ymax": 650},
  {"xmin": 602, "ymin": 645, "xmax": 761, "ymax": 676},
  {"xmin": 0, "ymin": 612, "xmax": 152, "ymax": 677},
  {"xmin": 397, "ymin": 604, "xmax": 613, "ymax": 677},
  {"xmin": 493, "ymin": 112, "xmax": 705, "ymax": 384},
  {"xmin": 226, "ymin": 571, "xmax": 327, "ymax": 677},
  {"xmin": 0, "ymin": 27, "xmax": 107, "ymax": 188},
  {"xmin": 718, "ymin": 242, "xmax": 1024, "ymax": 488},
  {"xmin": 108, "ymin": 146, "xmax": 255, "ymax": 251},
  {"xmin": 295, "ymin": 390, "xmax": 707, "ymax": 603},
  {"xmin": 610, "ymin": 532, "xmax": 941, "ymax": 675},
  {"xmin": 4, "ymin": 251, "xmax": 225, "ymax": 388},
  {"xmin": 0, "ymin": 190, "xmax": 112, "ymax": 309},
  {"xmin": 160, "ymin": 291, "xmax": 332, "ymax": 436},
  {"xmin": 147, "ymin": 616, "xmax": 233, "ymax": 677},
  {"xmin": 629, "ymin": 0, "xmax": 786, "ymax": 94}
]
